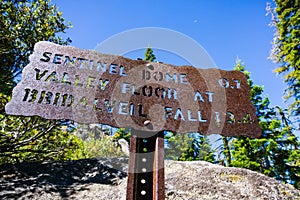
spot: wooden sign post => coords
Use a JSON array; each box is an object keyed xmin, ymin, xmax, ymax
[{"xmin": 6, "ymin": 41, "xmax": 261, "ymax": 200}]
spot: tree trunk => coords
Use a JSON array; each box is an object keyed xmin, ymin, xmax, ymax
[{"xmin": 222, "ymin": 136, "xmax": 232, "ymax": 167}]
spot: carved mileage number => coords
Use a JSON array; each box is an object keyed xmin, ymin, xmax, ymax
[{"xmin": 218, "ymin": 78, "xmax": 241, "ymax": 89}]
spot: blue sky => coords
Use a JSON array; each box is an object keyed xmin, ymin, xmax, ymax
[{"xmin": 52, "ymin": 0, "xmax": 286, "ymax": 108}]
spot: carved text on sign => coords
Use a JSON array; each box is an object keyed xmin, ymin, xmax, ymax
[{"xmin": 5, "ymin": 41, "xmax": 261, "ymax": 137}]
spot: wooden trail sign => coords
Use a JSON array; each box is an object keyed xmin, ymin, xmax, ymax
[
  {"xmin": 5, "ymin": 41, "xmax": 261, "ymax": 138},
  {"xmin": 5, "ymin": 41, "xmax": 262, "ymax": 200}
]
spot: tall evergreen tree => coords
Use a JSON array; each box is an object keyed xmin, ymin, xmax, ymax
[
  {"xmin": 267, "ymin": 0, "xmax": 300, "ymax": 117},
  {"xmin": 0, "ymin": 0, "xmax": 71, "ymax": 95},
  {"xmin": 231, "ymin": 60, "xmax": 300, "ymax": 189},
  {"xmin": 144, "ymin": 46, "xmax": 156, "ymax": 62},
  {"xmin": 0, "ymin": 0, "xmax": 84, "ymax": 164},
  {"xmin": 193, "ymin": 134, "xmax": 215, "ymax": 162},
  {"xmin": 165, "ymin": 132, "xmax": 215, "ymax": 162}
]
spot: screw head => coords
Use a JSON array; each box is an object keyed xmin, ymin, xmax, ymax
[{"xmin": 144, "ymin": 120, "xmax": 151, "ymax": 126}]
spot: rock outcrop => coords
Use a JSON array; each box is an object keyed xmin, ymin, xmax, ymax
[
  {"xmin": 0, "ymin": 158, "xmax": 299, "ymax": 199},
  {"xmin": 165, "ymin": 161, "xmax": 300, "ymax": 199}
]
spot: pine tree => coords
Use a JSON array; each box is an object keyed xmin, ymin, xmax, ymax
[
  {"xmin": 194, "ymin": 134, "xmax": 215, "ymax": 162},
  {"xmin": 165, "ymin": 133, "xmax": 194, "ymax": 161},
  {"xmin": 144, "ymin": 46, "xmax": 156, "ymax": 62},
  {"xmin": 267, "ymin": 0, "xmax": 300, "ymax": 117},
  {"xmin": 231, "ymin": 60, "xmax": 300, "ymax": 189},
  {"xmin": 0, "ymin": 0, "xmax": 84, "ymax": 164},
  {"xmin": 0, "ymin": 0, "xmax": 71, "ymax": 95},
  {"xmin": 165, "ymin": 132, "xmax": 215, "ymax": 162}
]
